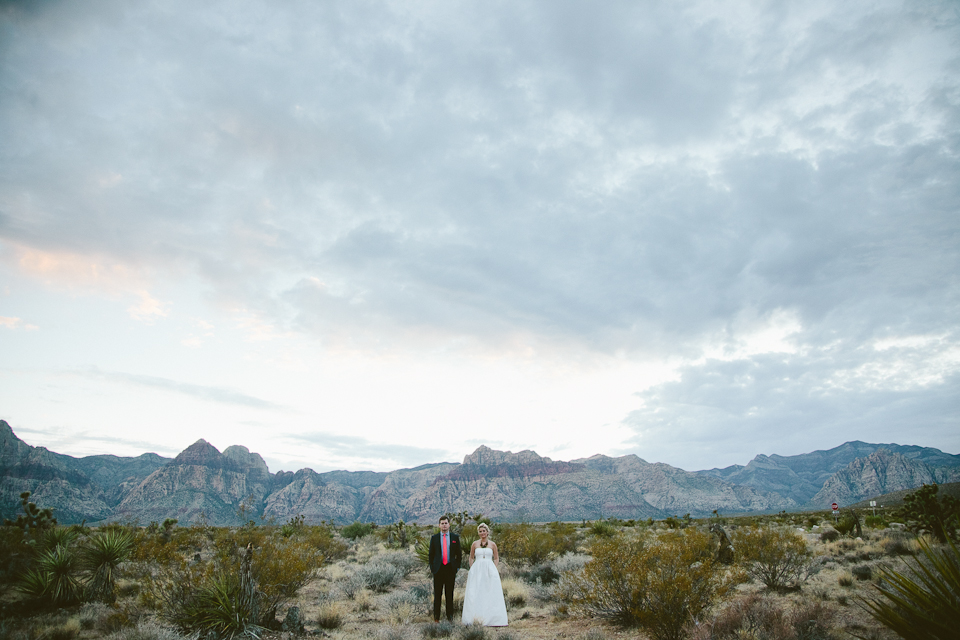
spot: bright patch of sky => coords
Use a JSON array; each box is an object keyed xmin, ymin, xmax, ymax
[{"xmin": 1, "ymin": 0, "xmax": 958, "ymax": 474}]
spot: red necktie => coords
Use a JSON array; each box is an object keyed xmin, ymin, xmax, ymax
[{"xmin": 442, "ymin": 533, "xmax": 448, "ymax": 565}]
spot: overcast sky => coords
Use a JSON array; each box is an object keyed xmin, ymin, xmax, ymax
[{"xmin": 1, "ymin": 0, "xmax": 958, "ymax": 475}]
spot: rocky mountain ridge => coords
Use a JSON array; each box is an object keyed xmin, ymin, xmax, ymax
[{"xmin": 2, "ymin": 420, "xmax": 958, "ymax": 526}]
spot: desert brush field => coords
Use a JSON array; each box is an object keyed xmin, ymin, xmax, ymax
[{"xmin": 1, "ymin": 485, "xmax": 958, "ymax": 640}]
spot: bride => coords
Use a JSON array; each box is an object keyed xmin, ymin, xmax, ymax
[{"xmin": 461, "ymin": 523, "xmax": 508, "ymax": 626}]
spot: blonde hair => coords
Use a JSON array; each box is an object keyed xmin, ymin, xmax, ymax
[{"xmin": 477, "ymin": 523, "xmax": 490, "ymax": 533}]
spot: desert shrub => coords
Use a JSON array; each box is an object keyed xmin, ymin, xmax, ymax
[
  {"xmin": 316, "ymin": 602, "xmax": 344, "ymax": 629},
  {"xmin": 851, "ymin": 564, "xmax": 873, "ymax": 581},
  {"xmin": 421, "ymin": 620, "xmax": 455, "ymax": 638},
  {"xmin": 205, "ymin": 531, "xmax": 322, "ymax": 621},
  {"xmin": 522, "ymin": 562, "xmax": 559, "ymax": 584},
  {"xmin": 153, "ymin": 532, "xmax": 323, "ymax": 635},
  {"xmin": 373, "ymin": 549, "xmax": 421, "ymax": 577},
  {"xmin": 860, "ymin": 536, "xmax": 960, "ymax": 639},
  {"xmin": 101, "ymin": 620, "xmax": 194, "ymax": 640},
  {"xmin": 337, "ymin": 573, "xmax": 364, "ymax": 599},
  {"xmin": 662, "ymin": 514, "xmax": 692, "ymax": 529},
  {"xmin": 78, "ymin": 602, "xmax": 113, "ymax": 629},
  {"xmin": 881, "ymin": 534, "xmax": 915, "ymax": 557},
  {"xmin": 341, "ymin": 521, "xmax": 374, "ymax": 540},
  {"xmin": 552, "ymin": 552, "xmax": 590, "ymax": 574},
  {"xmin": 379, "ymin": 628, "xmax": 408, "ymax": 640},
  {"xmin": 297, "ymin": 523, "xmax": 348, "ymax": 560},
  {"xmin": 246, "ymin": 535, "xmax": 323, "ymax": 618},
  {"xmin": 458, "ymin": 623, "xmax": 489, "ymax": 640},
  {"xmin": 835, "ymin": 515, "xmax": 858, "ymax": 537},
  {"xmin": 42, "ymin": 619, "xmax": 82, "ymax": 640},
  {"xmin": 589, "ymin": 520, "xmax": 617, "ymax": 538},
  {"xmin": 560, "ymin": 530, "xmax": 729, "ymax": 639},
  {"xmin": 838, "ymin": 571, "xmax": 855, "ymax": 587},
  {"xmin": 733, "ymin": 527, "xmax": 813, "ymax": 591},
  {"xmin": 691, "ymin": 594, "xmax": 837, "ymax": 640},
  {"xmin": 385, "ymin": 590, "xmax": 417, "ymax": 624},
  {"xmin": 165, "ymin": 571, "xmax": 261, "ymax": 639},
  {"xmin": 496, "ymin": 523, "xmax": 575, "ymax": 565},
  {"xmin": 408, "ymin": 580, "xmax": 432, "ymax": 603},
  {"xmin": 820, "ymin": 529, "xmax": 840, "ymax": 543},
  {"xmin": 356, "ymin": 562, "xmax": 402, "ymax": 592}
]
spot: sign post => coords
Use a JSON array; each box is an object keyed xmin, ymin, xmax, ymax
[
  {"xmin": 870, "ymin": 500, "xmax": 877, "ymax": 517},
  {"xmin": 832, "ymin": 502, "xmax": 839, "ymax": 524}
]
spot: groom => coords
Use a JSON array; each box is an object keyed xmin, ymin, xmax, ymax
[{"xmin": 429, "ymin": 514, "xmax": 462, "ymax": 623}]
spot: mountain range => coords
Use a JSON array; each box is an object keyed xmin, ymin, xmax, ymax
[{"xmin": 2, "ymin": 419, "xmax": 958, "ymax": 526}]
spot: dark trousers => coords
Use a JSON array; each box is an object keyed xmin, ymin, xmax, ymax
[{"xmin": 433, "ymin": 563, "xmax": 456, "ymax": 621}]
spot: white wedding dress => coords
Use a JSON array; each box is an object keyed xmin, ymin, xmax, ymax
[{"xmin": 461, "ymin": 547, "xmax": 508, "ymax": 626}]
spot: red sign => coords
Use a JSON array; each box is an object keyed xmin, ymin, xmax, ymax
[{"xmin": 831, "ymin": 502, "xmax": 839, "ymax": 510}]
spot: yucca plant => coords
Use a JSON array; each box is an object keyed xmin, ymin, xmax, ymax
[
  {"xmin": 17, "ymin": 566, "xmax": 52, "ymax": 599},
  {"xmin": 81, "ymin": 529, "xmax": 135, "ymax": 602},
  {"xmin": 40, "ymin": 526, "xmax": 80, "ymax": 553},
  {"xmin": 174, "ymin": 572, "xmax": 262, "ymax": 639},
  {"xmin": 38, "ymin": 544, "xmax": 83, "ymax": 604},
  {"xmin": 859, "ymin": 535, "xmax": 960, "ymax": 639}
]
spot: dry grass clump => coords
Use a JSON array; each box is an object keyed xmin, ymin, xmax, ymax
[
  {"xmin": 102, "ymin": 620, "xmax": 196, "ymax": 640},
  {"xmin": 316, "ymin": 601, "xmax": 345, "ymax": 629},
  {"xmin": 384, "ymin": 590, "xmax": 420, "ymax": 624},
  {"xmin": 837, "ymin": 570, "xmax": 855, "ymax": 587},
  {"xmin": 499, "ymin": 577, "xmax": 529, "ymax": 609},
  {"xmin": 354, "ymin": 587, "xmax": 376, "ymax": 611},
  {"xmin": 41, "ymin": 618, "xmax": 82, "ymax": 640}
]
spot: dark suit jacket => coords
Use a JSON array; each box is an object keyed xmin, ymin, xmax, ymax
[{"xmin": 428, "ymin": 531, "xmax": 462, "ymax": 574}]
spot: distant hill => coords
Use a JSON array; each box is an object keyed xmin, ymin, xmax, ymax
[
  {"xmin": 2, "ymin": 419, "xmax": 958, "ymax": 526},
  {"xmin": 698, "ymin": 441, "xmax": 960, "ymax": 506}
]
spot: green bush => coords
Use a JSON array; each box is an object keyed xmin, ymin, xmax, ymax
[
  {"xmin": 732, "ymin": 527, "xmax": 813, "ymax": 591},
  {"xmin": 560, "ymin": 530, "xmax": 729, "ymax": 640},
  {"xmin": 860, "ymin": 535, "xmax": 960, "ymax": 639},
  {"xmin": 496, "ymin": 522, "xmax": 576, "ymax": 565},
  {"xmin": 835, "ymin": 516, "xmax": 857, "ymax": 537},
  {"xmin": 896, "ymin": 484, "xmax": 960, "ymax": 543},
  {"xmin": 341, "ymin": 521, "xmax": 374, "ymax": 540},
  {"xmin": 588, "ymin": 520, "xmax": 617, "ymax": 538}
]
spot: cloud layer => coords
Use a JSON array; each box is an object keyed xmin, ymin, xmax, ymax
[{"xmin": 1, "ymin": 1, "xmax": 958, "ymax": 470}]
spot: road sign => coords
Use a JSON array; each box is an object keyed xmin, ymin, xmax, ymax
[{"xmin": 831, "ymin": 502, "xmax": 838, "ymax": 510}]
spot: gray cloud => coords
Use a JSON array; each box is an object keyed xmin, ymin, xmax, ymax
[{"xmin": 1, "ymin": 1, "xmax": 958, "ymax": 464}]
